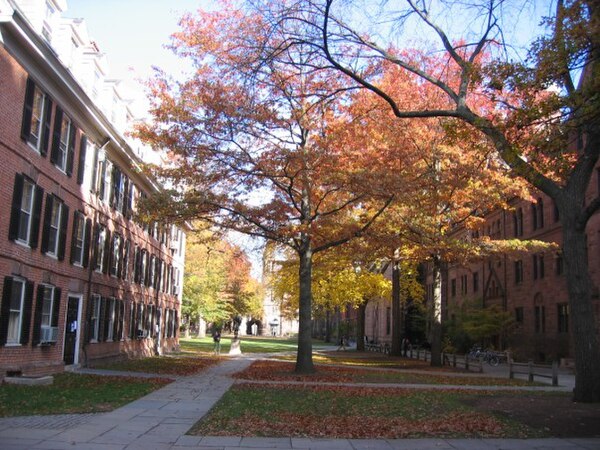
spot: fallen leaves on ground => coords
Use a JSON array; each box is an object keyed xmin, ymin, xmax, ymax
[
  {"xmin": 209, "ymin": 411, "xmax": 506, "ymax": 438},
  {"xmin": 233, "ymin": 360, "xmax": 532, "ymax": 386}
]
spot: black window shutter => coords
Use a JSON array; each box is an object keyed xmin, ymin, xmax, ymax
[
  {"xmin": 50, "ymin": 107, "xmax": 63, "ymax": 165},
  {"xmin": 133, "ymin": 248, "xmax": 140, "ymax": 284},
  {"xmin": 8, "ymin": 174, "xmax": 24, "ymax": 241},
  {"xmin": 21, "ymin": 78, "xmax": 35, "ymax": 141},
  {"xmin": 91, "ymin": 224, "xmax": 100, "ymax": 269},
  {"xmin": 83, "ymin": 218, "xmax": 92, "ymax": 268},
  {"xmin": 119, "ymin": 301, "xmax": 125, "ymax": 340},
  {"xmin": 20, "ymin": 280, "xmax": 34, "ymax": 345},
  {"xmin": 70, "ymin": 211, "xmax": 79, "ymax": 264},
  {"xmin": 52, "ymin": 288, "xmax": 61, "ymax": 327},
  {"xmin": 29, "ymin": 184, "xmax": 44, "ymax": 249},
  {"xmin": 0, "ymin": 277, "xmax": 13, "ymax": 345},
  {"xmin": 109, "ymin": 166, "xmax": 118, "ymax": 208},
  {"xmin": 40, "ymin": 97, "xmax": 53, "ymax": 157},
  {"xmin": 66, "ymin": 124, "xmax": 76, "ymax": 176},
  {"xmin": 103, "ymin": 229, "xmax": 111, "ymax": 274},
  {"xmin": 40, "ymin": 194, "xmax": 54, "ymax": 254},
  {"xmin": 122, "ymin": 178, "xmax": 129, "ymax": 216},
  {"xmin": 32, "ymin": 285, "xmax": 45, "ymax": 346},
  {"xmin": 144, "ymin": 252, "xmax": 150, "ymax": 286},
  {"xmin": 85, "ymin": 295, "xmax": 93, "ymax": 343},
  {"xmin": 112, "ymin": 299, "xmax": 119, "ymax": 339},
  {"xmin": 117, "ymin": 235, "xmax": 124, "ymax": 279},
  {"xmin": 57, "ymin": 203, "xmax": 69, "ymax": 261},
  {"xmin": 77, "ymin": 135, "xmax": 87, "ymax": 185}
]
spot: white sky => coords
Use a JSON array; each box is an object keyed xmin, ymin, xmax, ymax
[{"xmin": 66, "ymin": 0, "xmax": 203, "ymax": 82}]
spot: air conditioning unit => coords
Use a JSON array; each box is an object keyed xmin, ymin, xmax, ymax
[
  {"xmin": 172, "ymin": 285, "xmax": 180, "ymax": 295},
  {"xmin": 40, "ymin": 326, "xmax": 58, "ymax": 343},
  {"xmin": 170, "ymin": 239, "xmax": 179, "ymax": 250}
]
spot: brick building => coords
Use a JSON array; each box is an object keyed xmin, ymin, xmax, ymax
[
  {"xmin": 363, "ymin": 169, "xmax": 600, "ymax": 363},
  {"xmin": 0, "ymin": 0, "xmax": 186, "ymax": 379}
]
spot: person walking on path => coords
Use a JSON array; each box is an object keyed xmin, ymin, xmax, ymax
[{"xmin": 212, "ymin": 329, "xmax": 221, "ymax": 355}]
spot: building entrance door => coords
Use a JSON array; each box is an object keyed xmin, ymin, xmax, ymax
[{"xmin": 63, "ymin": 295, "xmax": 81, "ymax": 365}]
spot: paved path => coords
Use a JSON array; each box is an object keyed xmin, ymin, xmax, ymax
[{"xmin": 0, "ymin": 353, "xmax": 598, "ymax": 450}]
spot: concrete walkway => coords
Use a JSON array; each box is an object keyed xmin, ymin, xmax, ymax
[{"xmin": 0, "ymin": 354, "xmax": 598, "ymax": 450}]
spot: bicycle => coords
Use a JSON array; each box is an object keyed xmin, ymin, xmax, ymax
[{"xmin": 468, "ymin": 346, "xmax": 500, "ymax": 366}]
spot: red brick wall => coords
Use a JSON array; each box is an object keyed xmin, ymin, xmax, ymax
[{"xmin": 0, "ymin": 44, "xmax": 181, "ymax": 379}]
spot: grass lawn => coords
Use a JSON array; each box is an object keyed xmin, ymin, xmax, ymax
[
  {"xmin": 0, "ymin": 372, "xmax": 171, "ymax": 417},
  {"xmin": 188, "ymin": 383, "xmax": 549, "ymax": 438},
  {"xmin": 180, "ymin": 335, "xmax": 331, "ymax": 354}
]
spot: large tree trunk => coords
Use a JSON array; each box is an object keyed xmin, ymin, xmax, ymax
[
  {"xmin": 356, "ymin": 302, "xmax": 366, "ymax": 351},
  {"xmin": 429, "ymin": 255, "xmax": 443, "ymax": 367},
  {"xmin": 561, "ymin": 210, "xmax": 600, "ymax": 402},
  {"xmin": 295, "ymin": 243, "xmax": 315, "ymax": 373},
  {"xmin": 390, "ymin": 259, "xmax": 403, "ymax": 356}
]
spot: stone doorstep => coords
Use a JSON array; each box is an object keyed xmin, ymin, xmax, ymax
[{"xmin": 4, "ymin": 375, "xmax": 54, "ymax": 386}]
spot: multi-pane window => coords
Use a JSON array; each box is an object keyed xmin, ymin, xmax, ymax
[
  {"xmin": 558, "ymin": 303, "xmax": 570, "ymax": 333},
  {"xmin": 121, "ymin": 240, "xmax": 130, "ymax": 280},
  {"xmin": 140, "ymin": 250, "xmax": 148, "ymax": 286},
  {"xmin": 41, "ymin": 195, "xmax": 68, "ymax": 259},
  {"xmin": 514, "ymin": 260, "xmax": 523, "ymax": 284},
  {"xmin": 106, "ymin": 298, "xmax": 115, "ymax": 341},
  {"xmin": 9, "ymin": 175, "xmax": 45, "ymax": 249},
  {"xmin": 110, "ymin": 166, "xmax": 127, "ymax": 213},
  {"xmin": 1, "ymin": 277, "xmax": 32, "ymax": 345},
  {"xmin": 513, "ymin": 208, "xmax": 523, "ymax": 237},
  {"xmin": 34, "ymin": 284, "xmax": 60, "ymax": 344},
  {"xmin": 473, "ymin": 272, "xmax": 479, "ymax": 292},
  {"xmin": 451, "ymin": 279, "xmax": 456, "ymax": 297},
  {"xmin": 51, "ymin": 108, "xmax": 75, "ymax": 174},
  {"xmin": 94, "ymin": 225, "xmax": 108, "ymax": 272},
  {"xmin": 70, "ymin": 211, "xmax": 90, "ymax": 266},
  {"xmin": 94, "ymin": 151, "xmax": 111, "ymax": 202},
  {"xmin": 21, "ymin": 78, "xmax": 52, "ymax": 155},
  {"xmin": 149, "ymin": 255, "xmax": 156, "ymax": 288},
  {"xmin": 109, "ymin": 233, "xmax": 122, "ymax": 277},
  {"xmin": 89, "ymin": 294, "xmax": 101, "ymax": 342},
  {"xmin": 515, "ymin": 307, "xmax": 524, "ymax": 327},
  {"xmin": 7, "ymin": 280, "xmax": 25, "ymax": 343},
  {"xmin": 40, "ymin": 285, "xmax": 54, "ymax": 328},
  {"xmin": 556, "ymin": 253, "xmax": 564, "ymax": 276},
  {"xmin": 533, "ymin": 254, "xmax": 545, "ymax": 280},
  {"xmin": 532, "ymin": 198, "xmax": 544, "ymax": 231},
  {"xmin": 534, "ymin": 306, "xmax": 545, "ymax": 333},
  {"xmin": 460, "ymin": 275, "xmax": 468, "ymax": 295}
]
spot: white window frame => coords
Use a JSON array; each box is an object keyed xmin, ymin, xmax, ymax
[
  {"xmin": 17, "ymin": 179, "xmax": 35, "ymax": 246},
  {"xmin": 55, "ymin": 115, "xmax": 72, "ymax": 173},
  {"xmin": 46, "ymin": 199, "xmax": 64, "ymax": 257},
  {"xmin": 90, "ymin": 294, "xmax": 101, "ymax": 342},
  {"xmin": 106, "ymin": 297, "xmax": 115, "ymax": 342},
  {"xmin": 28, "ymin": 86, "xmax": 49, "ymax": 152},
  {"xmin": 95, "ymin": 226, "xmax": 107, "ymax": 272},
  {"xmin": 71, "ymin": 212, "xmax": 86, "ymax": 266},
  {"xmin": 40, "ymin": 284, "xmax": 55, "ymax": 328},
  {"xmin": 109, "ymin": 234, "xmax": 121, "ymax": 277}
]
